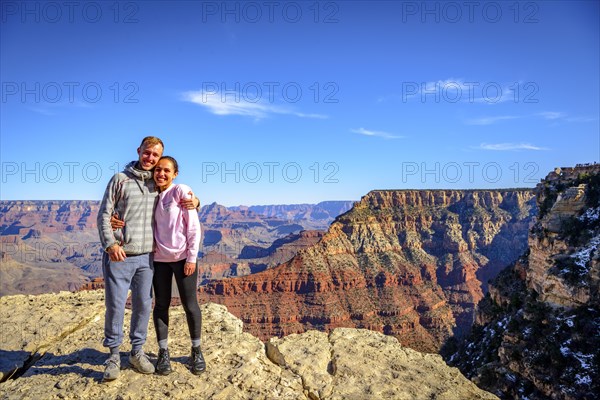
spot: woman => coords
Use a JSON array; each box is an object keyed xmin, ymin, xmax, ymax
[{"xmin": 152, "ymin": 156, "xmax": 205, "ymax": 375}]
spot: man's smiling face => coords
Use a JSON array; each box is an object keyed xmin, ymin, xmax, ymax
[{"xmin": 137, "ymin": 143, "xmax": 163, "ymax": 171}]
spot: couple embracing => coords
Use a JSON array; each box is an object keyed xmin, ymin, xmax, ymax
[{"xmin": 97, "ymin": 136, "xmax": 204, "ymax": 380}]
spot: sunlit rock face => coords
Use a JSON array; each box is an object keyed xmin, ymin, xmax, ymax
[{"xmin": 200, "ymin": 189, "xmax": 536, "ymax": 352}]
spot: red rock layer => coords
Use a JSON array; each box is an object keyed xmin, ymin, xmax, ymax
[
  {"xmin": 77, "ymin": 277, "xmax": 105, "ymax": 291},
  {"xmin": 0, "ymin": 200, "xmax": 99, "ymax": 232},
  {"xmin": 199, "ymin": 189, "xmax": 535, "ymax": 352}
]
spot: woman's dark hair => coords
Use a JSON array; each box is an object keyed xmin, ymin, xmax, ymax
[{"xmin": 158, "ymin": 156, "xmax": 178, "ymax": 173}]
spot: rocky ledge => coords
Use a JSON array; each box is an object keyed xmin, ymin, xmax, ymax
[{"xmin": 0, "ymin": 290, "xmax": 496, "ymax": 400}]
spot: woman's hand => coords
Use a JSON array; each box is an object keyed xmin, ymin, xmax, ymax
[
  {"xmin": 184, "ymin": 262, "xmax": 196, "ymax": 276},
  {"xmin": 110, "ymin": 214, "xmax": 125, "ymax": 231},
  {"xmin": 180, "ymin": 191, "xmax": 200, "ymax": 210}
]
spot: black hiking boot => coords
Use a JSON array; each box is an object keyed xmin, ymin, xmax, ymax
[
  {"xmin": 155, "ymin": 348, "xmax": 173, "ymax": 375},
  {"xmin": 190, "ymin": 346, "xmax": 206, "ymax": 375}
]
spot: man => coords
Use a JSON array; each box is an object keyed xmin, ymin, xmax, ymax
[{"xmin": 97, "ymin": 136, "xmax": 198, "ymax": 381}]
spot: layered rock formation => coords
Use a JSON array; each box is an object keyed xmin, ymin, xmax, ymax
[
  {"xmin": 0, "ymin": 201, "xmax": 338, "ymax": 296},
  {"xmin": 445, "ymin": 164, "xmax": 600, "ymax": 399},
  {"xmin": 0, "ymin": 290, "xmax": 497, "ymax": 399},
  {"xmin": 0, "ymin": 201, "xmax": 102, "ymax": 295},
  {"xmin": 527, "ymin": 166, "xmax": 600, "ymax": 307},
  {"xmin": 200, "ymin": 230, "xmax": 325, "ymax": 284},
  {"xmin": 199, "ymin": 202, "xmax": 307, "ymax": 257},
  {"xmin": 199, "ymin": 189, "xmax": 536, "ymax": 352},
  {"xmin": 231, "ymin": 201, "xmax": 354, "ymax": 230},
  {"xmin": 197, "ymin": 203, "xmax": 327, "ymax": 283}
]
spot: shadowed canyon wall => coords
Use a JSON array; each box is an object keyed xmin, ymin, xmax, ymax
[{"xmin": 445, "ymin": 164, "xmax": 600, "ymax": 399}]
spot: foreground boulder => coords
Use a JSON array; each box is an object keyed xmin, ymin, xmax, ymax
[{"xmin": 0, "ymin": 290, "xmax": 496, "ymax": 399}]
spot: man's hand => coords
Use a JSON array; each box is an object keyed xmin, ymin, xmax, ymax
[
  {"xmin": 184, "ymin": 262, "xmax": 196, "ymax": 276},
  {"xmin": 107, "ymin": 244, "xmax": 127, "ymax": 262},
  {"xmin": 110, "ymin": 214, "xmax": 125, "ymax": 231},
  {"xmin": 180, "ymin": 191, "xmax": 200, "ymax": 210}
]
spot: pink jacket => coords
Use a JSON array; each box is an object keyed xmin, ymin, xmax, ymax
[{"xmin": 153, "ymin": 183, "xmax": 201, "ymax": 263}]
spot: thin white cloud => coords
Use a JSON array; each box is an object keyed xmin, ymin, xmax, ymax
[
  {"xmin": 477, "ymin": 142, "xmax": 548, "ymax": 151},
  {"xmin": 465, "ymin": 111, "xmax": 597, "ymax": 126},
  {"xmin": 400, "ymin": 78, "xmax": 520, "ymax": 104},
  {"xmin": 182, "ymin": 90, "xmax": 327, "ymax": 120},
  {"xmin": 400, "ymin": 78, "xmax": 470, "ymax": 102},
  {"xmin": 28, "ymin": 99, "xmax": 92, "ymax": 115},
  {"xmin": 566, "ymin": 116, "xmax": 597, "ymax": 122},
  {"xmin": 376, "ymin": 94, "xmax": 400, "ymax": 103},
  {"xmin": 29, "ymin": 107, "xmax": 56, "ymax": 116},
  {"xmin": 351, "ymin": 127, "xmax": 403, "ymax": 139},
  {"xmin": 465, "ymin": 115, "xmax": 520, "ymax": 125},
  {"xmin": 537, "ymin": 111, "xmax": 567, "ymax": 120},
  {"xmin": 293, "ymin": 111, "xmax": 329, "ymax": 119},
  {"xmin": 536, "ymin": 112, "xmax": 596, "ymax": 123}
]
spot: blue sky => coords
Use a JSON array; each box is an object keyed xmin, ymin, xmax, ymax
[{"xmin": 1, "ymin": 0, "xmax": 598, "ymax": 206}]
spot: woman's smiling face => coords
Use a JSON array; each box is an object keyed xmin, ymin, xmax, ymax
[{"xmin": 154, "ymin": 158, "xmax": 178, "ymax": 191}]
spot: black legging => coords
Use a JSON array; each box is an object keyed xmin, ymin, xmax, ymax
[{"xmin": 153, "ymin": 259, "xmax": 202, "ymax": 342}]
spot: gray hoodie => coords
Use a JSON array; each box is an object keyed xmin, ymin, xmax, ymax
[{"xmin": 97, "ymin": 161, "xmax": 158, "ymax": 255}]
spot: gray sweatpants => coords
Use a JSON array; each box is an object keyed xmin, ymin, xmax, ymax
[{"xmin": 102, "ymin": 252, "xmax": 154, "ymax": 352}]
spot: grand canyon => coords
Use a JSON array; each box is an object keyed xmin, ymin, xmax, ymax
[{"xmin": 1, "ymin": 164, "xmax": 598, "ymax": 399}]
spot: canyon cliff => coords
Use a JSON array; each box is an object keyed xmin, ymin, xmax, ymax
[
  {"xmin": 445, "ymin": 164, "xmax": 600, "ymax": 399},
  {"xmin": 199, "ymin": 189, "xmax": 536, "ymax": 352},
  {"xmin": 0, "ymin": 201, "xmax": 102, "ymax": 295}
]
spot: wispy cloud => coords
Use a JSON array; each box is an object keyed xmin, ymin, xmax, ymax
[
  {"xmin": 465, "ymin": 111, "xmax": 596, "ymax": 126},
  {"xmin": 29, "ymin": 107, "xmax": 56, "ymax": 116},
  {"xmin": 537, "ymin": 111, "xmax": 567, "ymax": 120},
  {"xmin": 465, "ymin": 115, "xmax": 520, "ymax": 125},
  {"xmin": 182, "ymin": 90, "xmax": 327, "ymax": 120},
  {"xmin": 399, "ymin": 78, "xmax": 521, "ymax": 104},
  {"xmin": 28, "ymin": 100, "xmax": 93, "ymax": 115},
  {"xmin": 566, "ymin": 116, "xmax": 597, "ymax": 122},
  {"xmin": 399, "ymin": 78, "xmax": 470, "ymax": 102},
  {"xmin": 351, "ymin": 127, "xmax": 403, "ymax": 139},
  {"xmin": 537, "ymin": 112, "xmax": 596, "ymax": 123},
  {"xmin": 476, "ymin": 142, "xmax": 548, "ymax": 151}
]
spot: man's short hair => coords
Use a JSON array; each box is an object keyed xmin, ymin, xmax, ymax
[{"xmin": 140, "ymin": 136, "xmax": 164, "ymax": 149}]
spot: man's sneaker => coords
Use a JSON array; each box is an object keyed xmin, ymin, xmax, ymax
[
  {"xmin": 129, "ymin": 350, "xmax": 155, "ymax": 374},
  {"xmin": 155, "ymin": 348, "xmax": 173, "ymax": 375},
  {"xmin": 103, "ymin": 354, "xmax": 121, "ymax": 381},
  {"xmin": 190, "ymin": 346, "xmax": 206, "ymax": 375}
]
